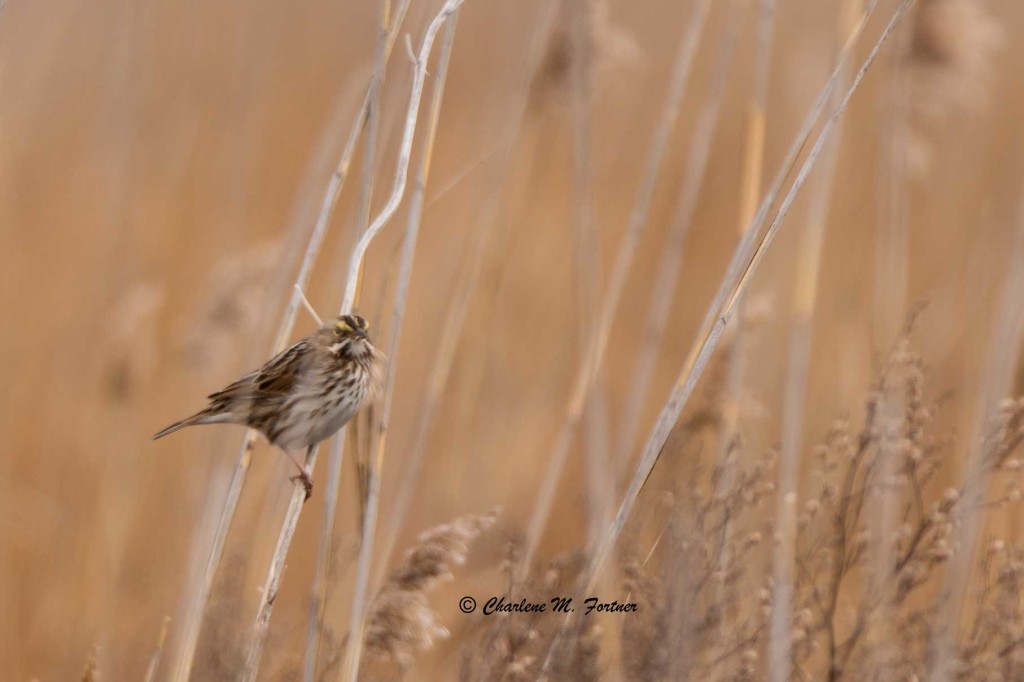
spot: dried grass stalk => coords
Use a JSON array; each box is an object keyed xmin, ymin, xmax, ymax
[{"xmin": 769, "ymin": 3, "xmax": 861, "ymax": 678}]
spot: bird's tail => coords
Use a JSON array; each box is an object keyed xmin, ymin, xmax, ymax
[{"xmin": 152, "ymin": 410, "xmax": 212, "ymax": 440}]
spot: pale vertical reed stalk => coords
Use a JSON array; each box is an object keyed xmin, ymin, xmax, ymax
[
  {"xmin": 715, "ymin": 0, "xmax": 775, "ymax": 489},
  {"xmin": 340, "ymin": 14, "xmax": 460, "ymax": 681},
  {"xmin": 711, "ymin": 0, "xmax": 775, "ymax": 627},
  {"xmin": 769, "ymin": 4, "xmax": 859, "ymax": 679},
  {"xmin": 240, "ymin": 4, "xmax": 466, "ymax": 680},
  {"xmin": 539, "ymin": 2, "xmax": 916, "ymax": 673},
  {"xmin": 303, "ymin": 2, "xmax": 411, "ymax": 679},
  {"xmin": 142, "ymin": 616, "xmax": 171, "ymax": 682},
  {"xmin": 615, "ymin": 9, "xmax": 740, "ymax": 477},
  {"xmin": 928, "ymin": 194, "xmax": 1024, "ymax": 682},
  {"xmin": 374, "ymin": 0, "xmax": 564, "ymax": 574},
  {"xmin": 874, "ymin": 10, "xmax": 911, "ymax": 350},
  {"xmin": 517, "ymin": 0, "xmax": 712, "ymax": 575},
  {"xmin": 565, "ymin": 0, "xmax": 615, "ymax": 551},
  {"xmin": 867, "ymin": 1, "xmax": 912, "ymax": 668}
]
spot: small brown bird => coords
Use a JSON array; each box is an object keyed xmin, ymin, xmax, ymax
[{"xmin": 154, "ymin": 313, "xmax": 380, "ymax": 499}]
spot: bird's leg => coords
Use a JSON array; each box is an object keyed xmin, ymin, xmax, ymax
[{"xmin": 286, "ymin": 447, "xmax": 314, "ymax": 502}]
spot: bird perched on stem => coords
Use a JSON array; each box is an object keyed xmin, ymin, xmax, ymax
[{"xmin": 153, "ymin": 313, "xmax": 381, "ymax": 500}]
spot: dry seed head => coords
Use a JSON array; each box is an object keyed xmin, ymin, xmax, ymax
[{"xmin": 364, "ymin": 510, "xmax": 497, "ymax": 670}]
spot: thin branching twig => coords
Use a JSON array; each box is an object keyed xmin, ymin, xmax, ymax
[
  {"xmin": 340, "ymin": 13, "xmax": 460, "ymax": 681},
  {"xmin": 338, "ymin": 0, "xmax": 466, "ymax": 317},
  {"xmin": 239, "ymin": 4, "xmax": 467, "ymax": 680},
  {"xmin": 303, "ymin": 2, "xmax": 413, "ymax": 678}
]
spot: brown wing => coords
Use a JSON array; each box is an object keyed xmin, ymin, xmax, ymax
[{"xmin": 207, "ymin": 339, "xmax": 308, "ymax": 403}]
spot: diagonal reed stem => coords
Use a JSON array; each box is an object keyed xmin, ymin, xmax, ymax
[
  {"xmin": 518, "ymin": 0, "xmax": 713, "ymax": 575},
  {"xmin": 538, "ymin": 0, "xmax": 917, "ymax": 674},
  {"xmin": 615, "ymin": 7, "xmax": 740, "ymax": 478}
]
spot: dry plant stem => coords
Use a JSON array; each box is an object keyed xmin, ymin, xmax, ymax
[
  {"xmin": 928, "ymin": 195, "xmax": 1024, "ymax": 682},
  {"xmin": 339, "ymin": 0, "xmax": 467, "ymax": 316},
  {"xmin": 350, "ymin": 0, "xmax": 393, "ymax": 309},
  {"xmin": 295, "ymin": 284, "xmax": 325, "ymax": 326},
  {"xmin": 143, "ymin": 616, "xmax": 171, "ymax": 682},
  {"xmin": 239, "ymin": 4, "xmax": 464, "ymax": 680},
  {"xmin": 769, "ymin": 7, "xmax": 856, "ymax": 676},
  {"xmin": 171, "ymin": 121, "xmax": 364, "ymax": 682},
  {"xmin": 715, "ymin": 0, "xmax": 776, "ymax": 482},
  {"xmin": 304, "ymin": 430, "xmax": 346, "ymax": 682},
  {"xmin": 171, "ymin": 271, "xmax": 325, "ymax": 682},
  {"xmin": 539, "ymin": 1, "xmax": 915, "ymax": 673},
  {"xmin": 565, "ymin": 0, "xmax": 614, "ymax": 551},
  {"xmin": 873, "ymin": 0, "xmax": 910, "ymax": 347},
  {"xmin": 712, "ymin": 0, "xmax": 775, "ymax": 616},
  {"xmin": 616, "ymin": 12, "xmax": 739, "ymax": 476},
  {"xmin": 518, "ymin": 0, "xmax": 712, "ymax": 575},
  {"xmin": 866, "ymin": 15, "xmax": 912, "ymax": 667},
  {"xmin": 302, "ymin": 2, "xmax": 405, "ymax": 678},
  {"xmin": 375, "ymin": 0, "xmax": 564, "ymax": 574},
  {"xmin": 242, "ymin": 443, "xmax": 320, "ymax": 682},
  {"xmin": 169, "ymin": 4, "xmax": 419, "ymax": 677},
  {"xmin": 340, "ymin": 15, "xmax": 459, "ymax": 682}
]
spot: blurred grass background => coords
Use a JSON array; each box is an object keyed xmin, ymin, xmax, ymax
[{"xmin": 2, "ymin": 0, "xmax": 1023, "ymax": 678}]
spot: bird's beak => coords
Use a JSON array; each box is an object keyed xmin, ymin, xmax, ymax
[{"xmin": 354, "ymin": 328, "xmax": 368, "ymax": 340}]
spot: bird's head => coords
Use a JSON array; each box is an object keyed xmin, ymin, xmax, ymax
[{"xmin": 328, "ymin": 313, "xmax": 373, "ymax": 359}]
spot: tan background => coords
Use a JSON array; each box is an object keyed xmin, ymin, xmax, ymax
[{"xmin": 2, "ymin": 0, "xmax": 1022, "ymax": 678}]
